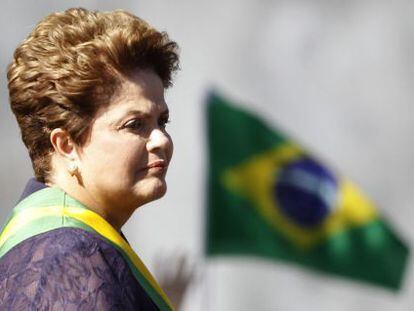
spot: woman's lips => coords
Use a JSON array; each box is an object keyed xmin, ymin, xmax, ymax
[
  {"xmin": 144, "ymin": 160, "xmax": 167, "ymax": 173},
  {"xmin": 147, "ymin": 160, "xmax": 166, "ymax": 169}
]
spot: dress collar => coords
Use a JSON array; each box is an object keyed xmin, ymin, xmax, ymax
[{"xmin": 18, "ymin": 178, "xmax": 48, "ymax": 203}]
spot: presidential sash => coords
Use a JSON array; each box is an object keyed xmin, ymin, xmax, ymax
[{"xmin": 0, "ymin": 186, "xmax": 174, "ymax": 311}]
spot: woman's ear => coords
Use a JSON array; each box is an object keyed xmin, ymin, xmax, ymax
[
  {"xmin": 49, "ymin": 128, "xmax": 78, "ymax": 162},
  {"xmin": 49, "ymin": 129, "xmax": 83, "ymax": 183}
]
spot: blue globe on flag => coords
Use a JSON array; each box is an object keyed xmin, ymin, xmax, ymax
[{"xmin": 274, "ymin": 158, "xmax": 338, "ymax": 228}]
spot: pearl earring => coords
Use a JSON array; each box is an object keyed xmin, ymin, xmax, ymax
[{"xmin": 68, "ymin": 162, "xmax": 78, "ymax": 176}]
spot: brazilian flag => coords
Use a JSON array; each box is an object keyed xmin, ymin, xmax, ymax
[{"xmin": 205, "ymin": 91, "xmax": 409, "ymax": 290}]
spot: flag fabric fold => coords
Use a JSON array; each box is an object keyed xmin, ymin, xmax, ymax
[{"xmin": 205, "ymin": 91, "xmax": 409, "ymax": 290}]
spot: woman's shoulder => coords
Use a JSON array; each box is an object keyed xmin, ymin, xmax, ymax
[
  {"xmin": 0, "ymin": 227, "xmax": 119, "ymax": 271},
  {"xmin": 0, "ymin": 227, "xmax": 158, "ymax": 310}
]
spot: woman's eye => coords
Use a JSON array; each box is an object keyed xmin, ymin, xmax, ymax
[
  {"xmin": 159, "ymin": 116, "xmax": 170, "ymax": 129},
  {"xmin": 123, "ymin": 119, "xmax": 144, "ymax": 130}
]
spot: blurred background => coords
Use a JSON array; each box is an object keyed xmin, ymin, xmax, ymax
[{"xmin": 1, "ymin": 0, "xmax": 414, "ymax": 310}]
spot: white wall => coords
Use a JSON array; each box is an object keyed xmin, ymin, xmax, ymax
[{"xmin": 1, "ymin": 0, "xmax": 413, "ymax": 310}]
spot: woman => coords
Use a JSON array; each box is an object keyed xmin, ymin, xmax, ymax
[{"xmin": 0, "ymin": 8, "xmax": 179, "ymax": 310}]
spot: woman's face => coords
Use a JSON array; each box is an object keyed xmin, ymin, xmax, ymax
[{"xmin": 76, "ymin": 69, "xmax": 173, "ymax": 213}]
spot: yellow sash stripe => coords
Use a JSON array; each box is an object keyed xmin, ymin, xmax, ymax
[{"xmin": 0, "ymin": 206, "xmax": 61, "ymax": 247}]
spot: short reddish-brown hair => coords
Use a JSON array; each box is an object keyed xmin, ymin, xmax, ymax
[{"xmin": 8, "ymin": 8, "xmax": 179, "ymax": 182}]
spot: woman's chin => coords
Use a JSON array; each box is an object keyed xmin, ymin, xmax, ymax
[{"xmin": 134, "ymin": 178, "xmax": 167, "ymax": 204}]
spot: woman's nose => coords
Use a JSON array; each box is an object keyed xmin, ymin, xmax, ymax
[{"xmin": 147, "ymin": 128, "xmax": 171, "ymax": 151}]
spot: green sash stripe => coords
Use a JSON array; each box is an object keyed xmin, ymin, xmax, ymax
[{"xmin": 0, "ymin": 187, "xmax": 84, "ymax": 234}]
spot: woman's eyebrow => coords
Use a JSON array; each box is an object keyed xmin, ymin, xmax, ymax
[
  {"xmin": 124, "ymin": 109, "xmax": 148, "ymax": 117},
  {"xmin": 121, "ymin": 107, "xmax": 169, "ymax": 119}
]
